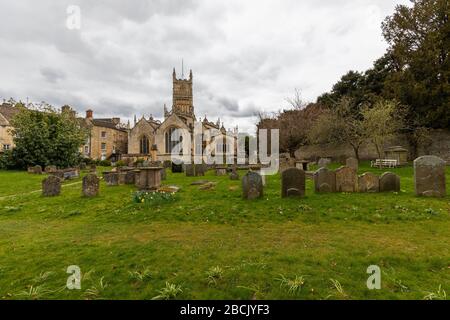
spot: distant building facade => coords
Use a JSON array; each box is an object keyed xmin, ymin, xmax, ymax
[
  {"xmin": 79, "ymin": 109, "xmax": 128, "ymax": 161},
  {"xmin": 127, "ymin": 69, "xmax": 238, "ymax": 162},
  {"xmin": 0, "ymin": 103, "xmax": 20, "ymax": 153}
]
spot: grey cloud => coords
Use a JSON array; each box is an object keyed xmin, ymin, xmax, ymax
[
  {"xmin": 40, "ymin": 67, "xmax": 66, "ymax": 83},
  {"xmin": 0, "ymin": 0, "xmax": 411, "ymax": 133}
]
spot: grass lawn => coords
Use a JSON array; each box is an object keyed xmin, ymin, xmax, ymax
[{"xmin": 0, "ymin": 162, "xmax": 449, "ymax": 300}]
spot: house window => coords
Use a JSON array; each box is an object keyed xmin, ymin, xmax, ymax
[
  {"xmin": 216, "ymin": 143, "xmax": 228, "ymax": 153},
  {"xmin": 140, "ymin": 136, "xmax": 149, "ymax": 154},
  {"xmin": 165, "ymin": 127, "xmax": 182, "ymax": 154},
  {"xmin": 84, "ymin": 145, "xmax": 89, "ymax": 154},
  {"xmin": 101, "ymin": 131, "xmax": 107, "ymax": 138},
  {"xmin": 3, "ymin": 144, "xmax": 10, "ymax": 151},
  {"xmin": 101, "ymin": 143, "xmax": 107, "ymax": 151}
]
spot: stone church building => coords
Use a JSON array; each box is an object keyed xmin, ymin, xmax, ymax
[{"xmin": 126, "ymin": 69, "xmax": 237, "ymax": 163}]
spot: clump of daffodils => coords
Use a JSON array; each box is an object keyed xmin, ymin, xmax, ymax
[{"xmin": 133, "ymin": 191, "xmax": 177, "ymax": 205}]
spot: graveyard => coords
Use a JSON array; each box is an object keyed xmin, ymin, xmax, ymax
[{"xmin": 0, "ymin": 161, "xmax": 448, "ymax": 300}]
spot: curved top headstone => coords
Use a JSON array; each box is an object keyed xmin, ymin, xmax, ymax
[{"xmin": 281, "ymin": 168, "xmax": 305, "ymax": 198}]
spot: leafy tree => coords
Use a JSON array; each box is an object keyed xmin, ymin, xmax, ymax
[
  {"xmin": 9, "ymin": 103, "xmax": 87, "ymax": 169},
  {"xmin": 309, "ymin": 97, "xmax": 367, "ymax": 160},
  {"xmin": 382, "ymin": 0, "xmax": 450, "ymax": 128},
  {"xmin": 361, "ymin": 100, "xmax": 405, "ymax": 158}
]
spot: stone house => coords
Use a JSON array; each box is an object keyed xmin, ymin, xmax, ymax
[
  {"xmin": 0, "ymin": 103, "xmax": 20, "ymax": 153},
  {"xmin": 126, "ymin": 69, "xmax": 237, "ymax": 163},
  {"xmin": 79, "ymin": 109, "xmax": 128, "ymax": 161}
]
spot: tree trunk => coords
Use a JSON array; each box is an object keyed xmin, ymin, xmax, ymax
[{"xmin": 350, "ymin": 144, "xmax": 360, "ymax": 161}]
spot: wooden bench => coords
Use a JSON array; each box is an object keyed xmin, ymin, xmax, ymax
[{"xmin": 371, "ymin": 159, "xmax": 399, "ymax": 168}]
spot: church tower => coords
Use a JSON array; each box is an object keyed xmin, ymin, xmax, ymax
[{"xmin": 172, "ymin": 68, "xmax": 194, "ymax": 121}]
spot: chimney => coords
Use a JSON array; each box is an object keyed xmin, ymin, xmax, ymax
[{"xmin": 86, "ymin": 109, "xmax": 93, "ymax": 119}]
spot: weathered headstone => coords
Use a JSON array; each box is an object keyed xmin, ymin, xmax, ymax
[
  {"xmin": 335, "ymin": 166, "xmax": 358, "ymax": 192},
  {"xmin": 171, "ymin": 162, "xmax": 183, "ymax": 173},
  {"xmin": 63, "ymin": 169, "xmax": 79, "ymax": 180},
  {"xmin": 42, "ymin": 176, "xmax": 61, "ymax": 197},
  {"xmin": 358, "ymin": 173, "xmax": 380, "ymax": 193},
  {"xmin": 125, "ymin": 170, "xmax": 136, "ymax": 184},
  {"xmin": 45, "ymin": 165, "xmax": 57, "ymax": 174},
  {"xmin": 230, "ymin": 166, "xmax": 239, "ymax": 180},
  {"xmin": 195, "ymin": 164, "xmax": 206, "ymax": 176},
  {"xmin": 242, "ymin": 171, "xmax": 264, "ymax": 200},
  {"xmin": 313, "ymin": 167, "xmax": 336, "ymax": 193},
  {"xmin": 185, "ymin": 164, "xmax": 195, "ymax": 177},
  {"xmin": 82, "ymin": 174, "xmax": 99, "ymax": 197},
  {"xmin": 414, "ymin": 156, "xmax": 446, "ymax": 197},
  {"xmin": 103, "ymin": 172, "xmax": 119, "ymax": 186},
  {"xmin": 346, "ymin": 157, "xmax": 359, "ymax": 172},
  {"xmin": 215, "ymin": 167, "xmax": 227, "ymax": 176},
  {"xmin": 34, "ymin": 165, "xmax": 43, "ymax": 175},
  {"xmin": 379, "ymin": 172, "xmax": 400, "ymax": 192},
  {"xmin": 318, "ymin": 158, "xmax": 331, "ymax": 169},
  {"xmin": 281, "ymin": 168, "xmax": 305, "ymax": 198},
  {"xmin": 160, "ymin": 167, "xmax": 167, "ymax": 180}
]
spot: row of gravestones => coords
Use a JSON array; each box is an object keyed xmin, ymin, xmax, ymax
[
  {"xmin": 42, "ymin": 174, "xmax": 100, "ymax": 197},
  {"xmin": 242, "ymin": 155, "xmax": 447, "ymax": 199}
]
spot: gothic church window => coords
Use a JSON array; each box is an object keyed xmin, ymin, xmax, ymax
[{"xmin": 140, "ymin": 135, "xmax": 150, "ymax": 154}]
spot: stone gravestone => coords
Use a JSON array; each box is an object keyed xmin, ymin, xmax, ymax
[
  {"xmin": 414, "ymin": 156, "xmax": 446, "ymax": 197},
  {"xmin": 358, "ymin": 173, "xmax": 380, "ymax": 193},
  {"xmin": 242, "ymin": 171, "xmax": 264, "ymax": 200},
  {"xmin": 318, "ymin": 158, "xmax": 331, "ymax": 169},
  {"xmin": 34, "ymin": 165, "xmax": 43, "ymax": 174},
  {"xmin": 171, "ymin": 162, "xmax": 183, "ymax": 173},
  {"xmin": 335, "ymin": 166, "xmax": 358, "ymax": 192},
  {"xmin": 313, "ymin": 167, "xmax": 336, "ymax": 193},
  {"xmin": 281, "ymin": 168, "xmax": 305, "ymax": 198},
  {"xmin": 379, "ymin": 172, "xmax": 400, "ymax": 192},
  {"xmin": 215, "ymin": 166, "xmax": 227, "ymax": 176},
  {"xmin": 82, "ymin": 173, "xmax": 99, "ymax": 197},
  {"xmin": 45, "ymin": 165, "xmax": 57, "ymax": 174},
  {"xmin": 125, "ymin": 171, "xmax": 136, "ymax": 184},
  {"xmin": 185, "ymin": 164, "xmax": 195, "ymax": 177},
  {"xmin": 103, "ymin": 172, "xmax": 119, "ymax": 186},
  {"xmin": 230, "ymin": 166, "xmax": 239, "ymax": 180},
  {"xmin": 195, "ymin": 164, "xmax": 206, "ymax": 176},
  {"xmin": 160, "ymin": 167, "xmax": 167, "ymax": 180},
  {"xmin": 42, "ymin": 176, "xmax": 61, "ymax": 197},
  {"xmin": 346, "ymin": 157, "xmax": 359, "ymax": 172}
]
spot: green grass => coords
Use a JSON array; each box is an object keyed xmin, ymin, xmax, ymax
[{"xmin": 0, "ymin": 162, "xmax": 449, "ymax": 300}]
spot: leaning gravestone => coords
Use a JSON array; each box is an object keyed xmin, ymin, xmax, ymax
[
  {"xmin": 313, "ymin": 167, "xmax": 336, "ymax": 193},
  {"xmin": 42, "ymin": 176, "xmax": 61, "ymax": 197},
  {"xmin": 358, "ymin": 173, "xmax": 380, "ymax": 193},
  {"xmin": 82, "ymin": 174, "xmax": 99, "ymax": 197},
  {"xmin": 346, "ymin": 157, "xmax": 359, "ymax": 172},
  {"xmin": 242, "ymin": 171, "xmax": 264, "ymax": 200},
  {"xmin": 414, "ymin": 156, "xmax": 446, "ymax": 197},
  {"xmin": 379, "ymin": 172, "xmax": 400, "ymax": 192},
  {"xmin": 335, "ymin": 166, "xmax": 358, "ymax": 192},
  {"xmin": 281, "ymin": 168, "xmax": 305, "ymax": 198}
]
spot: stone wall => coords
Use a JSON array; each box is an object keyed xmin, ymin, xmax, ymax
[{"xmin": 295, "ymin": 129, "xmax": 450, "ymax": 164}]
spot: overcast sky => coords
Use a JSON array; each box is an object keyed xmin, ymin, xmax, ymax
[{"xmin": 0, "ymin": 0, "xmax": 410, "ymax": 133}]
